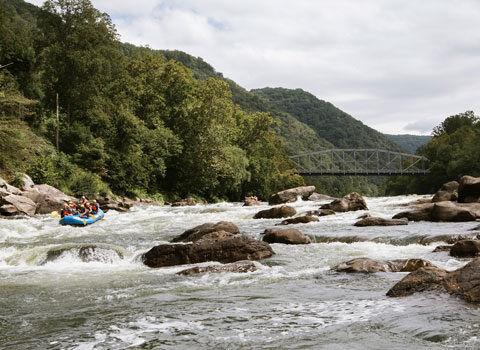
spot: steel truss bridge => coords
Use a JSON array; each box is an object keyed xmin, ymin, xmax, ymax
[{"xmin": 290, "ymin": 149, "xmax": 429, "ymax": 176}]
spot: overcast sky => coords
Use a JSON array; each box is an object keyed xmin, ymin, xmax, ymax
[{"xmin": 28, "ymin": 0, "xmax": 480, "ymax": 135}]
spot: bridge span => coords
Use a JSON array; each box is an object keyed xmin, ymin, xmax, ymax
[{"xmin": 290, "ymin": 149, "xmax": 429, "ymax": 176}]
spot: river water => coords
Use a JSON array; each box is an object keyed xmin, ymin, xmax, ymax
[{"xmin": 1, "ymin": 196, "xmax": 479, "ymax": 349}]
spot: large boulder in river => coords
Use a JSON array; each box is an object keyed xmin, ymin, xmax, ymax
[
  {"xmin": 253, "ymin": 205, "xmax": 296, "ymax": 219},
  {"xmin": 432, "ymin": 181, "xmax": 459, "ymax": 202},
  {"xmin": 430, "ymin": 201, "xmax": 477, "ymax": 222},
  {"xmin": 262, "ymin": 228, "xmax": 311, "ymax": 244},
  {"xmin": 171, "ymin": 221, "xmax": 240, "ymax": 243},
  {"xmin": 354, "ymin": 216, "xmax": 408, "ymax": 227},
  {"xmin": 393, "ymin": 204, "xmax": 433, "ymax": 221},
  {"xmin": 387, "ymin": 258, "xmax": 480, "ymax": 303},
  {"xmin": 176, "ymin": 260, "xmax": 257, "ymax": 275},
  {"xmin": 0, "ymin": 177, "xmax": 22, "ymax": 196},
  {"xmin": 449, "ymin": 239, "xmax": 480, "ymax": 258},
  {"xmin": 277, "ymin": 215, "xmax": 319, "ymax": 225},
  {"xmin": 0, "ymin": 194, "xmax": 36, "ymax": 216},
  {"xmin": 458, "ymin": 175, "xmax": 480, "ymax": 203},
  {"xmin": 268, "ymin": 186, "xmax": 315, "ymax": 205},
  {"xmin": 335, "ymin": 258, "xmax": 434, "ymax": 273},
  {"xmin": 142, "ymin": 236, "xmax": 274, "ymax": 268},
  {"xmin": 23, "ymin": 184, "xmax": 75, "ymax": 215},
  {"xmin": 320, "ymin": 192, "xmax": 368, "ymax": 212}
]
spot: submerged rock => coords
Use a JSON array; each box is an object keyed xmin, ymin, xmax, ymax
[
  {"xmin": 171, "ymin": 197, "xmax": 197, "ymax": 207},
  {"xmin": 171, "ymin": 221, "xmax": 240, "ymax": 243},
  {"xmin": 268, "ymin": 186, "xmax": 316, "ymax": 205},
  {"xmin": 142, "ymin": 236, "xmax": 274, "ymax": 268},
  {"xmin": 243, "ymin": 199, "xmax": 261, "ymax": 206},
  {"xmin": 354, "ymin": 216, "xmax": 408, "ymax": 227},
  {"xmin": 176, "ymin": 260, "xmax": 257, "ymax": 275},
  {"xmin": 320, "ymin": 192, "xmax": 368, "ymax": 212},
  {"xmin": 306, "ymin": 209, "xmax": 336, "ymax": 217},
  {"xmin": 42, "ymin": 243, "xmax": 127, "ymax": 264},
  {"xmin": 262, "ymin": 228, "xmax": 311, "ymax": 245},
  {"xmin": 334, "ymin": 258, "xmax": 434, "ymax": 273},
  {"xmin": 276, "ymin": 215, "xmax": 319, "ymax": 225},
  {"xmin": 419, "ymin": 233, "xmax": 480, "ymax": 245},
  {"xmin": 253, "ymin": 205, "xmax": 296, "ymax": 219}
]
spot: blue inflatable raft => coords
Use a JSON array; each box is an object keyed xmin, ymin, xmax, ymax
[{"xmin": 59, "ymin": 209, "xmax": 104, "ymax": 226}]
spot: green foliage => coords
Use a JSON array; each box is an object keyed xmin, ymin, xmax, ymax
[{"xmin": 385, "ymin": 111, "xmax": 480, "ymax": 195}]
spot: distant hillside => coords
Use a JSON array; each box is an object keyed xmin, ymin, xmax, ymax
[
  {"xmin": 251, "ymin": 87, "xmax": 403, "ymax": 151},
  {"xmin": 385, "ymin": 134, "xmax": 432, "ymax": 153},
  {"xmin": 135, "ymin": 46, "xmax": 334, "ymax": 154}
]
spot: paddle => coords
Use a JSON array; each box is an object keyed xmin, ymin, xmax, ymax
[{"xmin": 51, "ymin": 211, "xmax": 59, "ymax": 217}]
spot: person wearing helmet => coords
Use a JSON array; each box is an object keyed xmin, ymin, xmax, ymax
[
  {"xmin": 60, "ymin": 203, "xmax": 73, "ymax": 218},
  {"xmin": 69, "ymin": 201, "xmax": 77, "ymax": 214},
  {"xmin": 91, "ymin": 200, "xmax": 99, "ymax": 214},
  {"xmin": 79, "ymin": 204, "xmax": 89, "ymax": 218}
]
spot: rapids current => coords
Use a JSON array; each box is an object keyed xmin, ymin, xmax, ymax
[{"xmin": 1, "ymin": 196, "xmax": 479, "ymax": 349}]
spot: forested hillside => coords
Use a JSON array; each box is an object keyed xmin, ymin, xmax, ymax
[
  {"xmin": 385, "ymin": 134, "xmax": 432, "ymax": 153},
  {"xmin": 0, "ymin": 0, "xmax": 304, "ymax": 201},
  {"xmin": 252, "ymin": 87, "xmax": 402, "ymax": 150}
]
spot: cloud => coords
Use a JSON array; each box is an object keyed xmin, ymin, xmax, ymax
[{"xmin": 26, "ymin": 0, "xmax": 480, "ymax": 135}]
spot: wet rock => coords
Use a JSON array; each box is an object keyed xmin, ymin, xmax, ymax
[
  {"xmin": 262, "ymin": 228, "xmax": 311, "ymax": 244},
  {"xmin": 171, "ymin": 221, "xmax": 240, "ymax": 243},
  {"xmin": 306, "ymin": 209, "xmax": 336, "ymax": 217},
  {"xmin": 334, "ymin": 258, "xmax": 434, "ymax": 273},
  {"xmin": 243, "ymin": 199, "xmax": 261, "ymax": 206},
  {"xmin": 268, "ymin": 186, "xmax": 316, "ymax": 205},
  {"xmin": 432, "ymin": 181, "xmax": 459, "ymax": 202},
  {"xmin": 419, "ymin": 233, "xmax": 480, "ymax": 245},
  {"xmin": 176, "ymin": 260, "xmax": 257, "ymax": 275},
  {"xmin": 449, "ymin": 239, "xmax": 480, "ymax": 257},
  {"xmin": 386, "ymin": 267, "xmax": 448, "ymax": 297},
  {"xmin": 354, "ymin": 216, "xmax": 408, "ymax": 227},
  {"xmin": 307, "ymin": 193, "xmax": 337, "ymax": 201},
  {"xmin": 253, "ymin": 205, "xmax": 296, "ymax": 219},
  {"xmin": 43, "ymin": 244, "xmax": 126, "ymax": 264},
  {"xmin": 171, "ymin": 197, "xmax": 197, "ymax": 206},
  {"xmin": 458, "ymin": 175, "xmax": 480, "ymax": 203},
  {"xmin": 443, "ymin": 257, "xmax": 480, "ymax": 302},
  {"xmin": 432, "ymin": 245, "xmax": 453, "ymax": 252},
  {"xmin": 320, "ymin": 192, "xmax": 368, "ymax": 212},
  {"xmin": 316, "ymin": 236, "xmax": 369, "ymax": 244},
  {"xmin": 0, "ymin": 194, "xmax": 36, "ymax": 216},
  {"xmin": 388, "ymin": 258, "xmax": 480, "ymax": 303},
  {"xmin": 142, "ymin": 236, "xmax": 275, "ymax": 268},
  {"xmin": 276, "ymin": 215, "xmax": 319, "ymax": 225}
]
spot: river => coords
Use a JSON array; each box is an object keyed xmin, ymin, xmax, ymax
[{"xmin": 1, "ymin": 195, "xmax": 479, "ymax": 349}]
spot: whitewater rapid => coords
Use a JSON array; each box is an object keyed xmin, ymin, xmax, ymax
[{"xmin": 1, "ymin": 196, "xmax": 479, "ymax": 349}]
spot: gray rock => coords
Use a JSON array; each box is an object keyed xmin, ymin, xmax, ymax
[
  {"xmin": 176, "ymin": 260, "xmax": 257, "ymax": 275},
  {"xmin": 320, "ymin": 192, "xmax": 368, "ymax": 212},
  {"xmin": 277, "ymin": 215, "xmax": 319, "ymax": 225},
  {"xmin": 458, "ymin": 175, "xmax": 480, "ymax": 203},
  {"xmin": 0, "ymin": 194, "xmax": 36, "ymax": 216},
  {"xmin": 171, "ymin": 221, "xmax": 240, "ymax": 243},
  {"xmin": 268, "ymin": 186, "xmax": 316, "ymax": 205},
  {"xmin": 354, "ymin": 216, "xmax": 408, "ymax": 227},
  {"xmin": 334, "ymin": 258, "xmax": 434, "ymax": 273}
]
